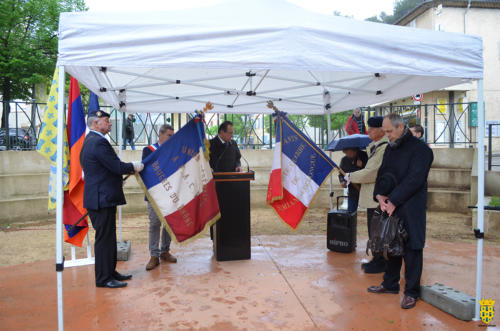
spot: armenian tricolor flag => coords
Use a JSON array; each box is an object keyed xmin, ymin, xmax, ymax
[{"xmin": 62, "ymin": 77, "xmax": 88, "ymax": 246}]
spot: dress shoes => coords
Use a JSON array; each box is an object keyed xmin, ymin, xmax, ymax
[
  {"xmin": 96, "ymin": 279, "xmax": 127, "ymax": 288},
  {"xmin": 401, "ymin": 295, "xmax": 417, "ymax": 309},
  {"xmin": 160, "ymin": 251, "xmax": 177, "ymax": 263},
  {"xmin": 113, "ymin": 271, "xmax": 132, "ymax": 281},
  {"xmin": 364, "ymin": 258, "xmax": 387, "ymax": 274},
  {"xmin": 361, "ymin": 256, "xmax": 378, "ymax": 269},
  {"xmin": 367, "ymin": 285, "xmax": 399, "ymax": 294},
  {"xmin": 146, "ymin": 256, "xmax": 160, "ymax": 271}
]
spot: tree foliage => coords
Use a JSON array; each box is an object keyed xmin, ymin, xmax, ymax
[
  {"xmin": 365, "ymin": 0, "xmax": 423, "ymax": 24},
  {"xmin": 0, "ymin": 0, "xmax": 86, "ymax": 127}
]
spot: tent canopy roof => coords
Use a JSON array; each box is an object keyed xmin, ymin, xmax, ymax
[{"xmin": 58, "ymin": 0, "xmax": 483, "ymax": 115}]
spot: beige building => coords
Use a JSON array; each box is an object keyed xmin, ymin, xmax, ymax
[{"xmin": 380, "ymin": 0, "xmax": 500, "ymax": 151}]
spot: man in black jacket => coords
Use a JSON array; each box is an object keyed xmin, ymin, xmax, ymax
[
  {"xmin": 208, "ymin": 121, "xmax": 241, "ymax": 240},
  {"xmin": 209, "ymin": 121, "xmax": 241, "ymax": 172},
  {"xmin": 367, "ymin": 113, "xmax": 433, "ymax": 309},
  {"xmin": 122, "ymin": 114, "xmax": 135, "ymax": 150},
  {"xmin": 81, "ymin": 109, "xmax": 144, "ymax": 288},
  {"xmin": 338, "ymin": 148, "xmax": 368, "ymax": 212}
]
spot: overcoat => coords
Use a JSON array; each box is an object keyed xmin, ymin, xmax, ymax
[{"xmin": 373, "ymin": 129, "xmax": 434, "ymax": 250}]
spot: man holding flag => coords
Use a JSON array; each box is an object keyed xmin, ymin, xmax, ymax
[
  {"xmin": 143, "ymin": 124, "xmax": 178, "ymax": 271},
  {"xmin": 80, "ymin": 108, "xmax": 144, "ymax": 289}
]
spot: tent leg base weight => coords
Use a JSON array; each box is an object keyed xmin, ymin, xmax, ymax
[
  {"xmin": 117, "ymin": 241, "xmax": 131, "ymax": 261},
  {"xmin": 421, "ymin": 283, "xmax": 475, "ymax": 321}
]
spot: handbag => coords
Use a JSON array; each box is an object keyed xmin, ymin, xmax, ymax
[{"xmin": 366, "ymin": 207, "xmax": 408, "ymax": 260}]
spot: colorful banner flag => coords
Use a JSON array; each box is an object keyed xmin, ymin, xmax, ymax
[
  {"xmin": 62, "ymin": 77, "xmax": 88, "ymax": 247},
  {"xmin": 37, "ymin": 67, "xmax": 69, "ymax": 212},
  {"xmin": 267, "ymin": 111, "xmax": 336, "ymax": 229},
  {"xmin": 137, "ymin": 115, "xmax": 220, "ymax": 243}
]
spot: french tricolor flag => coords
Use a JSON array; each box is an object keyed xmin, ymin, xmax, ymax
[
  {"xmin": 137, "ymin": 116, "xmax": 220, "ymax": 243},
  {"xmin": 267, "ymin": 111, "xmax": 336, "ymax": 229}
]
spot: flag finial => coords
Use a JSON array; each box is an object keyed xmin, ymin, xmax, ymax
[{"xmin": 266, "ymin": 100, "xmax": 279, "ymax": 113}]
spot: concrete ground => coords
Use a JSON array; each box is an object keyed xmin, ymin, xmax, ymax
[{"xmin": 1, "ymin": 235, "xmax": 499, "ymax": 330}]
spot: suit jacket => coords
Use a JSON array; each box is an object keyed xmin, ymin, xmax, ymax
[
  {"xmin": 209, "ymin": 136, "xmax": 241, "ymax": 172},
  {"xmin": 373, "ymin": 129, "xmax": 434, "ymax": 249},
  {"xmin": 349, "ymin": 136, "xmax": 389, "ymax": 209},
  {"xmin": 80, "ymin": 131, "xmax": 135, "ymax": 210}
]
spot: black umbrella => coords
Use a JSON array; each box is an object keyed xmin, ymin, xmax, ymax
[{"xmin": 326, "ymin": 134, "xmax": 372, "ymax": 152}]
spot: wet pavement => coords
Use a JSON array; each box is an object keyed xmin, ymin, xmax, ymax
[{"xmin": 1, "ymin": 235, "xmax": 499, "ymax": 330}]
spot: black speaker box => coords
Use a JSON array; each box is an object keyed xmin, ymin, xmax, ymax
[{"xmin": 327, "ymin": 205, "xmax": 357, "ymax": 253}]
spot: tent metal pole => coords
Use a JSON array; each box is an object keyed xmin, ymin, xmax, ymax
[
  {"xmin": 56, "ymin": 65, "xmax": 66, "ymax": 331},
  {"xmin": 118, "ymin": 111, "xmax": 124, "ymax": 243},
  {"xmin": 474, "ymin": 78, "xmax": 485, "ymax": 321}
]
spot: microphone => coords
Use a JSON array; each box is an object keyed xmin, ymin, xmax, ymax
[{"xmin": 240, "ymin": 153, "xmax": 250, "ymax": 172}]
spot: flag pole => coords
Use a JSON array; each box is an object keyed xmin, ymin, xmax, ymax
[
  {"xmin": 67, "ymin": 174, "xmax": 131, "ymax": 232},
  {"xmin": 56, "ymin": 65, "xmax": 66, "ymax": 331}
]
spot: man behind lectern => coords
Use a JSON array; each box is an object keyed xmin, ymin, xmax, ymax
[{"xmin": 209, "ymin": 121, "xmax": 242, "ymax": 172}]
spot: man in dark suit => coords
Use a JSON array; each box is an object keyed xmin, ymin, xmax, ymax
[
  {"xmin": 367, "ymin": 113, "xmax": 433, "ymax": 309},
  {"xmin": 80, "ymin": 109, "xmax": 144, "ymax": 288},
  {"xmin": 209, "ymin": 121, "xmax": 241, "ymax": 172},
  {"xmin": 208, "ymin": 121, "xmax": 241, "ymax": 240},
  {"xmin": 142, "ymin": 124, "xmax": 177, "ymax": 271}
]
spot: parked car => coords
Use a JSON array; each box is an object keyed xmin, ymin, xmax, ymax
[{"xmin": 0, "ymin": 128, "xmax": 33, "ymax": 150}]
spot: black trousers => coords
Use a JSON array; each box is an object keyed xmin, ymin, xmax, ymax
[
  {"xmin": 382, "ymin": 247, "xmax": 423, "ymax": 298},
  {"xmin": 367, "ymin": 208, "xmax": 376, "ymax": 238},
  {"xmin": 88, "ymin": 206, "xmax": 118, "ymax": 285}
]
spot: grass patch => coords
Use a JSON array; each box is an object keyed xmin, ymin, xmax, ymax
[{"xmin": 489, "ymin": 196, "xmax": 500, "ymax": 207}]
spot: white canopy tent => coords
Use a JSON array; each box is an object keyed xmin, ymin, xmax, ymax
[
  {"xmin": 54, "ymin": 1, "xmax": 486, "ymax": 329},
  {"xmin": 58, "ymin": 0, "xmax": 482, "ymax": 114}
]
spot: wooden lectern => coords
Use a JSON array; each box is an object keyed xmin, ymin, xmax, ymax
[{"xmin": 212, "ymin": 171, "xmax": 255, "ymax": 261}]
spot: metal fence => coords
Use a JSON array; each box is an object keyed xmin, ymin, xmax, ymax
[
  {"xmin": 0, "ymin": 99, "xmax": 489, "ymax": 152},
  {"xmin": 488, "ymin": 123, "xmax": 500, "ymax": 170}
]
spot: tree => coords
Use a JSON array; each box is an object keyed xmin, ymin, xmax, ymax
[
  {"xmin": 365, "ymin": 0, "xmax": 423, "ymax": 24},
  {"xmin": 0, "ymin": 0, "xmax": 86, "ymax": 128}
]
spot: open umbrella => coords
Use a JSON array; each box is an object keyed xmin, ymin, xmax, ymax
[{"xmin": 326, "ymin": 134, "xmax": 372, "ymax": 152}]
